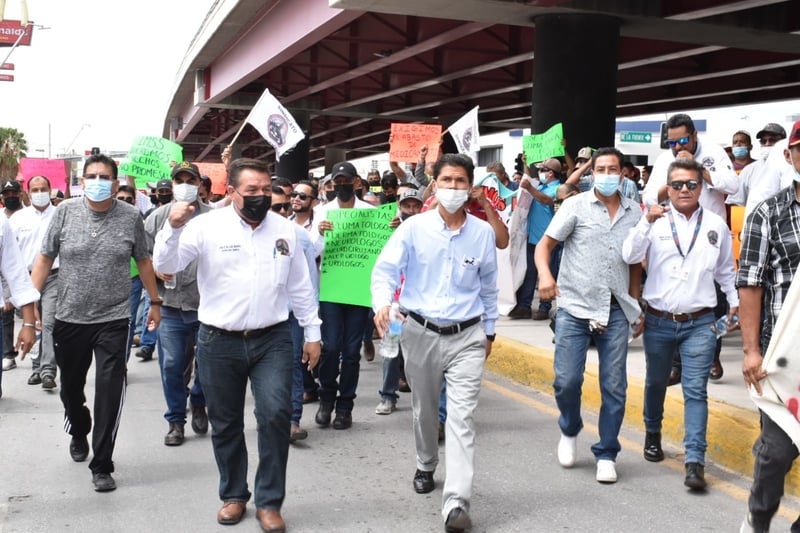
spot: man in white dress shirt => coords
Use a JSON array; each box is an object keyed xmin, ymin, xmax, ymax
[
  {"xmin": 623, "ymin": 158, "xmax": 738, "ymax": 491},
  {"xmin": 153, "ymin": 158, "xmax": 320, "ymax": 533}
]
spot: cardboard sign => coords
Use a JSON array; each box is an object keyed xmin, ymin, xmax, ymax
[
  {"xmin": 523, "ymin": 122, "xmax": 565, "ymax": 164},
  {"xmin": 389, "ymin": 123, "xmax": 441, "ymax": 163},
  {"xmin": 194, "ymin": 162, "xmax": 227, "ymax": 195},
  {"xmin": 18, "ymin": 158, "xmax": 69, "ymax": 192},
  {"xmin": 319, "ymin": 203, "xmax": 396, "ymax": 307},
  {"xmin": 119, "ymin": 136, "xmax": 183, "ymax": 189}
]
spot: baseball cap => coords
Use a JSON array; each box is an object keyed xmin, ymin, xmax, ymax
[
  {"xmin": 1, "ymin": 180, "xmax": 21, "ymax": 193},
  {"xmin": 331, "ymin": 162, "xmax": 357, "ymax": 180},
  {"xmin": 50, "ymin": 189, "xmax": 65, "ymax": 199},
  {"xmin": 155, "ymin": 179, "xmax": 173, "ymax": 191},
  {"xmin": 756, "ymin": 123, "xmax": 787, "ymax": 140},
  {"xmin": 576, "ymin": 147, "xmax": 593, "ymax": 161},
  {"xmin": 398, "ymin": 189, "xmax": 423, "ymax": 205},
  {"xmin": 788, "ymin": 120, "xmax": 800, "ymax": 147},
  {"xmin": 538, "ymin": 158, "xmax": 563, "ymax": 174},
  {"xmin": 171, "ymin": 161, "xmax": 200, "ymax": 180}
]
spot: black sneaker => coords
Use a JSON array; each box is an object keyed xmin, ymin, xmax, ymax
[
  {"xmin": 684, "ymin": 462, "xmax": 707, "ymax": 491},
  {"xmin": 507, "ymin": 306, "xmax": 532, "ymax": 320},
  {"xmin": 332, "ymin": 411, "xmax": 352, "ymax": 430},
  {"xmin": 191, "ymin": 405, "xmax": 209, "ymax": 435},
  {"xmin": 27, "ymin": 373, "xmax": 42, "ymax": 385},
  {"xmin": 445, "ymin": 506, "xmax": 471, "ymax": 533},
  {"xmin": 135, "ymin": 346, "xmax": 154, "ymax": 361},
  {"xmin": 413, "ymin": 469, "xmax": 434, "ymax": 494},
  {"xmin": 41, "ymin": 375, "xmax": 57, "ymax": 390},
  {"xmin": 70, "ymin": 435, "xmax": 89, "ymax": 462},
  {"xmin": 643, "ymin": 432, "xmax": 664, "ymax": 462},
  {"xmin": 315, "ymin": 401, "xmax": 333, "ymax": 427},
  {"xmin": 92, "ymin": 472, "xmax": 116, "ymax": 492}
]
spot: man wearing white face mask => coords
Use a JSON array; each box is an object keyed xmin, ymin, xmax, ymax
[
  {"xmin": 372, "ymin": 153, "xmax": 498, "ymax": 533},
  {"xmin": 144, "ymin": 161, "xmax": 210, "ymax": 447},
  {"xmin": 9, "ymin": 175, "xmax": 60, "ymax": 390},
  {"xmin": 726, "ymin": 123, "xmax": 787, "ymax": 218}
]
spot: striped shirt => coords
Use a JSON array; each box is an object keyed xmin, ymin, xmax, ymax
[{"xmin": 735, "ymin": 186, "xmax": 800, "ymax": 349}]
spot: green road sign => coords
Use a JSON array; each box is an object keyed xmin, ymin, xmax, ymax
[{"xmin": 620, "ymin": 131, "xmax": 652, "ymax": 143}]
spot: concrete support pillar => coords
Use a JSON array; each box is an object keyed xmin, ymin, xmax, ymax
[
  {"xmin": 324, "ymin": 148, "xmax": 347, "ymax": 175},
  {"xmin": 532, "ymin": 15, "xmax": 620, "ymax": 160}
]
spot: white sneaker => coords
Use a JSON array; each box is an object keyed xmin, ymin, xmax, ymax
[
  {"xmin": 2, "ymin": 358, "xmax": 16, "ymax": 371},
  {"xmin": 557, "ymin": 433, "xmax": 577, "ymax": 467},
  {"xmin": 596, "ymin": 459, "xmax": 618, "ymax": 483},
  {"xmin": 375, "ymin": 399, "xmax": 396, "ymax": 415}
]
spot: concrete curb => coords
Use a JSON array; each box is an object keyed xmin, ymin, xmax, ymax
[{"xmin": 488, "ymin": 336, "xmax": 800, "ymax": 495}]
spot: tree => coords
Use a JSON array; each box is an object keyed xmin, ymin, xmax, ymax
[{"xmin": 0, "ymin": 127, "xmax": 28, "ymax": 182}]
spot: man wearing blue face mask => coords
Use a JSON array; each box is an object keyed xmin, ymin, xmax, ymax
[
  {"xmin": 726, "ymin": 123, "xmax": 787, "ymax": 218},
  {"xmin": 534, "ymin": 147, "xmax": 644, "ymax": 485},
  {"xmin": 31, "ymin": 153, "xmax": 162, "ymax": 492},
  {"xmin": 144, "ymin": 161, "xmax": 210, "ymax": 447},
  {"xmin": 731, "ymin": 130, "xmax": 755, "ymax": 173}
]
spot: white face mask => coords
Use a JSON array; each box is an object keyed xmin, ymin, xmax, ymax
[
  {"xmin": 30, "ymin": 191, "xmax": 51, "ymax": 207},
  {"xmin": 761, "ymin": 146, "xmax": 774, "ymax": 159},
  {"xmin": 173, "ymin": 183, "xmax": 199, "ymax": 203},
  {"xmin": 436, "ymin": 188, "xmax": 469, "ymax": 214}
]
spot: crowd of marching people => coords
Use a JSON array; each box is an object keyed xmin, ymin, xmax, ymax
[{"xmin": 1, "ymin": 113, "xmax": 800, "ymax": 533}]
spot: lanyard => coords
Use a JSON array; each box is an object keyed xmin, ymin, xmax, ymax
[{"xmin": 667, "ymin": 207, "xmax": 703, "ymax": 260}]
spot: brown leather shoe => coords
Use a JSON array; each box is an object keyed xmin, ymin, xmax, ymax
[
  {"xmin": 256, "ymin": 508, "xmax": 286, "ymax": 533},
  {"xmin": 217, "ymin": 501, "xmax": 246, "ymax": 525},
  {"xmin": 668, "ymin": 367, "xmax": 681, "ymax": 386},
  {"xmin": 709, "ymin": 358, "xmax": 723, "ymax": 381},
  {"xmin": 363, "ymin": 340, "xmax": 375, "ymax": 362}
]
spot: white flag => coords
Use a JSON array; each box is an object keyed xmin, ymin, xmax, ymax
[
  {"xmin": 246, "ymin": 89, "xmax": 305, "ymax": 161},
  {"xmin": 448, "ymin": 106, "xmax": 480, "ymax": 156}
]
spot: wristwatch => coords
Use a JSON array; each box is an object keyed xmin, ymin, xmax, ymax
[{"xmin": 486, "ymin": 334, "xmax": 496, "ymax": 342}]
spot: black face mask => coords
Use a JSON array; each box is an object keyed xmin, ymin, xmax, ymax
[
  {"xmin": 383, "ymin": 194, "xmax": 397, "ymax": 203},
  {"xmin": 399, "ymin": 211, "xmax": 413, "ymax": 222},
  {"xmin": 3, "ymin": 197, "xmax": 21, "ymax": 211},
  {"xmin": 239, "ymin": 194, "xmax": 271, "ymax": 223},
  {"xmin": 355, "ymin": 189, "xmax": 364, "ymax": 200},
  {"xmin": 157, "ymin": 194, "xmax": 173, "ymax": 205},
  {"xmin": 325, "ymin": 190, "xmax": 337, "ymax": 202},
  {"xmin": 335, "ymin": 183, "xmax": 355, "ymax": 202},
  {"xmin": 149, "ymin": 194, "xmax": 159, "ymax": 206}
]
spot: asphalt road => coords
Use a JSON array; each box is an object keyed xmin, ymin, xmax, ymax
[{"xmin": 1, "ymin": 349, "xmax": 796, "ymax": 533}]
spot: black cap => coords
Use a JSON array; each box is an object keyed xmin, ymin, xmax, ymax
[
  {"xmin": 1, "ymin": 180, "xmax": 21, "ymax": 193},
  {"xmin": 155, "ymin": 179, "xmax": 173, "ymax": 191},
  {"xmin": 331, "ymin": 162, "xmax": 357, "ymax": 180},
  {"xmin": 756, "ymin": 123, "xmax": 786, "ymax": 140},
  {"xmin": 171, "ymin": 161, "xmax": 201, "ymax": 180}
]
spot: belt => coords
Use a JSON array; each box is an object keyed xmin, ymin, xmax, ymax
[
  {"xmin": 646, "ymin": 306, "xmax": 713, "ymax": 323},
  {"xmin": 203, "ymin": 321, "xmax": 284, "ymax": 339},
  {"xmin": 408, "ymin": 311, "xmax": 480, "ymax": 336}
]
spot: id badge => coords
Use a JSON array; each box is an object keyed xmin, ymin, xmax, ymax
[{"xmin": 669, "ymin": 264, "xmax": 689, "ymax": 281}]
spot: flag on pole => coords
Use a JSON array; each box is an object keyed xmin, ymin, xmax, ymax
[
  {"xmin": 246, "ymin": 89, "xmax": 305, "ymax": 160},
  {"xmin": 448, "ymin": 106, "xmax": 480, "ymax": 156}
]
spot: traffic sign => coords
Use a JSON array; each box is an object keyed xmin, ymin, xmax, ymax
[
  {"xmin": 619, "ymin": 131, "xmax": 652, "ymax": 143},
  {"xmin": 0, "ymin": 74, "xmax": 14, "ymax": 82},
  {"xmin": 0, "ymin": 63, "xmax": 14, "ymax": 70}
]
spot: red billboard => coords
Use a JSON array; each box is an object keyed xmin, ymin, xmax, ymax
[
  {"xmin": 0, "ymin": 21, "xmax": 33, "ymax": 46},
  {"xmin": 0, "ymin": 74, "xmax": 14, "ymax": 82},
  {"xmin": 1, "ymin": 63, "xmax": 14, "ymax": 70}
]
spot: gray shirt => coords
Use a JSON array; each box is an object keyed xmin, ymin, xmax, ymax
[
  {"xmin": 42, "ymin": 198, "xmax": 148, "ymax": 324},
  {"xmin": 144, "ymin": 201, "xmax": 211, "ymax": 312},
  {"xmin": 545, "ymin": 190, "xmax": 641, "ymax": 324}
]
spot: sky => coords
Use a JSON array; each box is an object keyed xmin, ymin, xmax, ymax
[
  {"xmin": 0, "ymin": 0, "xmax": 212, "ymax": 157},
  {"xmin": 1, "ymin": 1, "xmax": 798, "ymax": 165}
]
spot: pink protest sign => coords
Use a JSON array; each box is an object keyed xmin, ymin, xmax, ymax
[{"xmin": 18, "ymin": 158, "xmax": 69, "ymax": 192}]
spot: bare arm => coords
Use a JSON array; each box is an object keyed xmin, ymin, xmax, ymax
[
  {"xmin": 739, "ymin": 286, "xmax": 767, "ymax": 394},
  {"xmin": 30, "ymin": 253, "xmax": 56, "ymax": 293},
  {"xmin": 566, "ymin": 159, "xmax": 591, "ymax": 187},
  {"xmin": 389, "ymin": 161, "xmax": 407, "ymax": 182},
  {"xmin": 534, "ymin": 236, "xmax": 560, "ymax": 301}
]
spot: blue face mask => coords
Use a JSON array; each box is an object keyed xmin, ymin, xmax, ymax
[
  {"xmin": 83, "ymin": 178, "xmax": 113, "ymax": 202},
  {"xmin": 732, "ymin": 146, "xmax": 749, "ymax": 158},
  {"xmin": 593, "ymin": 174, "xmax": 620, "ymax": 197}
]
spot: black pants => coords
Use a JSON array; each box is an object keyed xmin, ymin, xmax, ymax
[
  {"xmin": 54, "ymin": 318, "xmax": 129, "ymax": 475},
  {"xmin": 2, "ymin": 307, "xmax": 15, "ymax": 359}
]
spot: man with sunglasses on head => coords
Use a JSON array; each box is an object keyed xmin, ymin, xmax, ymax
[
  {"xmin": 622, "ymin": 158, "xmax": 738, "ymax": 491},
  {"xmin": 143, "ymin": 162, "xmax": 210, "ymax": 447},
  {"xmin": 30, "ymin": 153, "xmax": 162, "ymax": 492}
]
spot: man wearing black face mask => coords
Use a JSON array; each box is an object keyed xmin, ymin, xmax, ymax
[
  {"xmin": 310, "ymin": 161, "xmax": 374, "ymax": 430},
  {"xmin": 154, "ymin": 157, "xmax": 320, "ymax": 531},
  {"xmin": 380, "ymin": 173, "xmax": 399, "ymax": 204},
  {"xmin": 1, "ymin": 180, "xmax": 24, "ymax": 372}
]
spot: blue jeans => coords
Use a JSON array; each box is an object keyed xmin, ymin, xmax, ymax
[
  {"xmin": 157, "ymin": 309, "xmax": 204, "ymax": 424},
  {"xmin": 138, "ymin": 291, "xmax": 157, "ymax": 349},
  {"xmin": 516, "ymin": 242, "xmax": 552, "ymax": 311},
  {"xmin": 318, "ymin": 301, "xmax": 371, "ymax": 413},
  {"xmin": 439, "ymin": 380, "xmax": 447, "ymax": 424},
  {"xmin": 553, "ymin": 305, "xmax": 629, "ymax": 461},
  {"xmin": 196, "ymin": 322, "xmax": 293, "ymax": 510},
  {"xmin": 288, "ymin": 312, "xmax": 304, "ymax": 425},
  {"xmin": 642, "ymin": 311, "xmax": 716, "ymax": 464}
]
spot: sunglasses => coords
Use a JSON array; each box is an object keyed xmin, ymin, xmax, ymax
[
  {"xmin": 271, "ymin": 202, "xmax": 292, "ymax": 212},
  {"xmin": 84, "ymin": 174, "xmax": 115, "ymax": 181},
  {"xmin": 117, "ymin": 196, "xmax": 134, "ymax": 204},
  {"xmin": 290, "ymin": 191, "xmax": 310, "ymax": 201},
  {"xmin": 666, "ymin": 136, "xmax": 691, "ymax": 147},
  {"xmin": 668, "ymin": 180, "xmax": 699, "ymax": 191}
]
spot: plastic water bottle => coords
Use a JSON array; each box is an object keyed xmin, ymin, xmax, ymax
[
  {"xmin": 30, "ymin": 328, "xmax": 42, "ymax": 360},
  {"xmin": 164, "ymin": 275, "xmax": 177, "ymax": 290},
  {"xmin": 712, "ymin": 315, "xmax": 739, "ymax": 339},
  {"xmin": 379, "ymin": 303, "xmax": 403, "ymax": 359}
]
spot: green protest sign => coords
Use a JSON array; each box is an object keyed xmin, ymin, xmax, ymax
[
  {"xmin": 119, "ymin": 136, "xmax": 184, "ymax": 188},
  {"xmin": 320, "ymin": 203, "xmax": 396, "ymax": 307},
  {"xmin": 522, "ymin": 122, "xmax": 565, "ymax": 164}
]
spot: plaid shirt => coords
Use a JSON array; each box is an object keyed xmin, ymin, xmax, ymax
[{"xmin": 735, "ymin": 186, "xmax": 800, "ymax": 349}]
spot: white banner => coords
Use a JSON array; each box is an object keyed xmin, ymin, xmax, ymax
[
  {"xmin": 448, "ymin": 105, "xmax": 480, "ymax": 156},
  {"xmin": 247, "ymin": 89, "xmax": 305, "ymax": 160}
]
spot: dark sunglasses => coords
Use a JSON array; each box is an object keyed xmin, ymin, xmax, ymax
[
  {"xmin": 84, "ymin": 173, "xmax": 115, "ymax": 181},
  {"xmin": 117, "ymin": 196, "xmax": 134, "ymax": 204},
  {"xmin": 290, "ymin": 191, "xmax": 310, "ymax": 201},
  {"xmin": 271, "ymin": 202, "xmax": 292, "ymax": 212},
  {"xmin": 666, "ymin": 136, "xmax": 691, "ymax": 147},
  {"xmin": 668, "ymin": 180, "xmax": 699, "ymax": 191}
]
